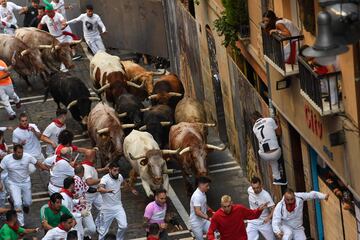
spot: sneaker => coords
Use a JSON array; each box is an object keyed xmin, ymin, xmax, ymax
[
  {"xmin": 15, "ymin": 101, "xmax": 21, "ymax": 109},
  {"xmin": 72, "ymin": 55, "xmax": 82, "ymax": 61},
  {"xmin": 8, "ymin": 115, "xmax": 16, "ymax": 120},
  {"xmin": 273, "ymin": 178, "xmax": 288, "ymax": 185},
  {"xmin": 23, "ymin": 206, "xmax": 29, "ymax": 214}
]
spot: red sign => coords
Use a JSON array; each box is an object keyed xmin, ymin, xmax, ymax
[{"xmin": 304, "ymin": 104, "xmax": 323, "ymax": 139}]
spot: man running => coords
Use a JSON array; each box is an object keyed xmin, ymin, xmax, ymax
[
  {"xmin": 0, "ymin": 0, "xmax": 26, "ymax": 34},
  {"xmin": 0, "ymin": 210, "xmax": 39, "ymax": 238},
  {"xmin": 66, "ymin": 4, "xmax": 106, "ymax": 54},
  {"xmin": 0, "ymin": 144, "xmax": 49, "ymax": 226},
  {"xmin": 20, "ymin": 0, "xmax": 39, "ymax": 27},
  {"xmin": 272, "ymin": 189, "xmax": 329, "ymax": 240},
  {"xmin": 42, "ymin": 213, "xmax": 75, "ymax": 239}
]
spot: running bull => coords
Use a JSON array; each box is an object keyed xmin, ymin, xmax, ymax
[
  {"xmin": 87, "ymin": 102, "xmax": 135, "ymax": 166},
  {"xmin": 149, "ymin": 74, "xmax": 184, "ymax": 108},
  {"xmin": 0, "ymin": 34, "xmax": 49, "ymax": 90},
  {"xmin": 123, "ymin": 129, "xmax": 179, "ymax": 198},
  {"xmin": 43, "ymin": 72, "xmax": 99, "ymax": 130}
]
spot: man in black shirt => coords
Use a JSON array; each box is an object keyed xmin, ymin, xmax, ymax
[
  {"xmin": 21, "ymin": 0, "xmax": 39, "ymax": 27},
  {"xmin": 29, "ymin": 5, "xmax": 48, "ymax": 32}
]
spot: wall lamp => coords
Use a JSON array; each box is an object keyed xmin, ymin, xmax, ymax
[
  {"xmin": 276, "ymin": 77, "xmax": 291, "ymax": 90},
  {"xmin": 303, "ymin": 0, "xmax": 360, "ymax": 58}
]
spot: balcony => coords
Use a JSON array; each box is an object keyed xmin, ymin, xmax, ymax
[
  {"xmin": 298, "ymin": 56, "xmax": 343, "ymax": 116},
  {"xmin": 262, "ymin": 30, "xmax": 304, "ymax": 76}
]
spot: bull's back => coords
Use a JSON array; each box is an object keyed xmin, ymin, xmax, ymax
[
  {"xmin": 15, "ymin": 28, "xmax": 57, "ymax": 47},
  {"xmin": 121, "ymin": 60, "xmax": 146, "ymax": 78},
  {"xmin": 0, "ymin": 35, "xmax": 26, "ymax": 60},
  {"xmin": 175, "ymin": 98, "xmax": 206, "ymax": 123},
  {"xmin": 124, "ymin": 130, "xmax": 159, "ymax": 157},
  {"xmin": 169, "ymin": 123, "xmax": 204, "ymax": 149},
  {"xmin": 90, "ymin": 52, "xmax": 124, "ymax": 81}
]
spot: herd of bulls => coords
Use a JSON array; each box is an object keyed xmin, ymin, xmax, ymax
[{"xmin": 0, "ymin": 27, "xmax": 226, "ymax": 197}]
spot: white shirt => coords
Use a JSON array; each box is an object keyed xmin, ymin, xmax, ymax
[
  {"xmin": 44, "ymin": 155, "xmax": 56, "ymax": 167},
  {"xmin": 42, "ymin": 226, "xmax": 67, "ymax": 240},
  {"xmin": 40, "ymin": 12, "xmax": 65, "ymax": 37},
  {"xmin": 51, "ymin": 0, "xmax": 67, "ymax": 19},
  {"xmin": 0, "ymin": 153, "xmax": 37, "ymax": 183},
  {"xmin": 253, "ymin": 118, "xmax": 279, "ymax": 152},
  {"xmin": 60, "ymin": 192, "xmax": 81, "ymax": 218},
  {"xmin": 83, "ymin": 164, "xmax": 99, "ymax": 188},
  {"xmin": 189, "ymin": 188, "xmax": 207, "ymax": 225},
  {"xmin": 12, "ymin": 124, "xmax": 42, "ymax": 157},
  {"xmin": 276, "ymin": 19, "xmax": 300, "ymax": 37},
  {"xmin": 272, "ymin": 191, "xmax": 327, "ymax": 234},
  {"xmin": 43, "ymin": 122, "xmax": 66, "ymax": 156},
  {"xmin": 50, "ymin": 159, "xmax": 74, "ymax": 187},
  {"xmin": 0, "ymin": 2, "xmax": 22, "ymax": 25},
  {"xmin": 67, "ymin": 13, "xmax": 106, "ymax": 39},
  {"xmin": 99, "ymin": 173, "xmax": 123, "ymax": 209},
  {"xmin": 247, "ymin": 187, "xmax": 275, "ymax": 224}
]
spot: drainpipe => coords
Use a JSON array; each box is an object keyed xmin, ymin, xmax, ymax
[{"xmin": 265, "ymin": 62, "xmax": 275, "ymax": 117}]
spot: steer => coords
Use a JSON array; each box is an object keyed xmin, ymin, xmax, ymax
[
  {"xmin": 88, "ymin": 102, "xmax": 135, "ymax": 166},
  {"xmin": 90, "ymin": 52, "xmax": 143, "ymax": 104},
  {"xmin": 149, "ymin": 74, "xmax": 184, "ymax": 108},
  {"xmin": 0, "ymin": 34, "xmax": 49, "ymax": 89},
  {"xmin": 123, "ymin": 129, "xmax": 179, "ymax": 197},
  {"xmin": 175, "ymin": 97, "xmax": 207, "ymax": 123},
  {"xmin": 15, "ymin": 27, "xmax": 80, "ymax": 72},
  {"xmin": 140, "ymin": 104, "xmax": 174, "ymax": 148},
  {"xmin": 44, "ymin": 72, "xmax": 99, "ymax": 130}
]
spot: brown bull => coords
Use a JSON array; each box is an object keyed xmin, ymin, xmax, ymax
[
  {"xmin": 0, "ymin": 34, "xmax": 49, "ymax": 89},
  {"xmin": 15, "ymin": 27, "xmax": 80, "ymax": 72},
  {"xmin": 148, "ymin": 73, "xmax": 184, "ymax": 108},
  {"xmin": 87, "ymin": 102, "xmax": 135, "ymax": 166},
  {"xmin": 175, "ymin": 97, "xmax": 207, "ymax": 123},
  {"xmin": 169, "ymin": 122, "xmax": 226, "ymax": 195}
]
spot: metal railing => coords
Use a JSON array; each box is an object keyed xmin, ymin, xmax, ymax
[
  {"xmin": 298, "ymin": 56, "xmax": 342, "ymax": 115},
  {"xmin": 262, "ymin": 30, "xmax": 304, "ymax": 75}
]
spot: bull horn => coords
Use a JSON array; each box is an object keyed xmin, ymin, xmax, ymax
[
  {"xmin": 55, "ymin": 45, "xmax": 61, "ymax": 50},
  {"xmin": 97, "ymin": 128, "xmax": 109, "ymax": 134},
  {"xmin": 168, "ymin": 92, "xmax": 183, "ymax": 97},
  {"xmin": 93, "ymin": 147, "xmax": 99, "ymax": 151},
  {"xmin": 163, "ymin": 169, "xmax": 174, "ymax": 174},
  {"xmin": 67, "ymin": 100, "xmax": 78, "ymax": 109},
  {"xmin": 118, "ymin": 112, "xmax": 127, "ymax": 118},
  {"xmin": 161, "ymin": 148, "xmax": 180, "ymax": 155},
  {"xmin": 122, "ymin": 123, "xmax": 136, "ymax": 129},
  {"xmin": 148, "ymin": 94, "xmax": 159, "ymax": 100},
  {"xmin": 206, "ymin": 144, "xmax": 226, "ymax": 151},
  {"xmin": 203, "ymin": 123, "xmax": 216, "ymax": 127},
  {"xmin": 93, "ymin": 83, "xmax": 110, "ymax": 94},
  {"xmin": 20, "ymin": 49, "xmax": 31, "ymax": 56},
  {"xmin": 152, "ymin": 69, "xmax": 166, "ymax": 76},
  {"xmin": 160, "ymin": 121, "xmax": 172, "ymax": 126},
  {"xmin": 129, "ymin": 152, "xmax": 146, "ymax": 161},
  {"xmin": 179, "ymin": 147, "xmax": 191, "ymax": 155},
  {"xmin": 38, "ymin": 45, "xmax": 53, "ymax": 49},
  {"xmin": 88, "ymin": 97, "xmax": 101, "ymax": 101},
  {"xmin": 126, "ymin": 80, "xmax": 145, "ymax": 89},
  {"xmin": 139, "ymin": 125, "xmax": 147, "ymax": 131},
  {"xmin": 71, "ymin": 39, "xmax": 82, "ymax": 45},
  {"xmin": 140, "ymin": 107, "xmax": 151, "ymax": 112}
]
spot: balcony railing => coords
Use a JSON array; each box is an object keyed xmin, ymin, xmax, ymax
[
  {"xmin": 262, "ymin": 30, "xmax": 304, "ymax": 76},
  {"xmin": 298, "ymin": 56, "xmax": 343, "ymax": 116}
]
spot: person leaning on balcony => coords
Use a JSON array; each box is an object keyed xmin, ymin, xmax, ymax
[
  {"xmin": 262, "ymin": 10, "xmax": 301, "ymax": 64},
  {"xmin": 251, "ymin": 111, "xmax": 287, "ymax": 185}
]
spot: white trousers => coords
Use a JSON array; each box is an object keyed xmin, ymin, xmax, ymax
[
  {"xmin": 246, "ymin": 222, "xmax": 275, "ymax": 240},
  {"xmin": 8, "ymin": 180, "xmax": 32, "ymax": 226},
  {"xmin": 28, "ymin": 152, "xmax": 45, "ymax": 174},
  {"xmin": 48, "ymin": 182, "xmax": 61, "ymax": 195},
  {"xmin": 86, "ymin": 192, "xmax": 103, "ymax": 211},
  {"xmin": 281, "ymin": 225, "xmax": 306, "ymax": 240},
  {"xmin": 258, "ymin": 148, "xmax": 282, "ymax": 179},
  {"xmin": 190, "ymin": 220, "xmax": 210, "ymax": 240},
  {"xmin": 74, "ymin": 212, "xmax": 96, "ymax": 239},
  {"xmin": 96, "ymin": 206, "xmax": 127, "ymax": 240},
  {"xmin": 86, "ymin": 36, "xmax": 105, "ymax": 54},
  {"xmin": 0, "ymin": 84, "xmax": 19, "ymax": 116}
]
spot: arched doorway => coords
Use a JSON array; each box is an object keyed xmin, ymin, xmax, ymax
[{"xmin": 205, "ymin": 26, "xmax": 228, "ymax": 144}]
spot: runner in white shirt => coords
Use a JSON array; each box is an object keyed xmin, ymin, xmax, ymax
[
  {"xmin": 0, "ymin": 0, "xmax": 25, "ymax": 34},
  {"xmin": 42, "ymin": 213, "xmax": 74, "ymax": 240},
  {"xmin": 272, "ymin": 189, "xmax": 329, "ymax": 240},
  {"xmin": 42, "ymin": 109, "xmax": 67, "ymax": 157},
  {"xmin": 50, "ymin": 0, "xmax": 71, "ymax": 19},
  {"xmin": 246, "ymin": 177, "xmax": 275, "ymax": 240},
  {"xmin": 66, "ymin": 4, "xmax": 106, "ymax": 54},
  {"xmin": 0, "ymin": 144, "xmax": 49, "ymax": 226},
  {"xmin": 252, "ymin": 111, "xmax": 287, "ymax": 185},
  {"xmin": 96, "ymin": 161, "xmax": 129, "ymax": 240},
  {"xmin": 189, "ymin": 177, "xmax": 213, "ymax": 240}
]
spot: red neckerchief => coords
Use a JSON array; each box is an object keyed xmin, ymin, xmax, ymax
[
  {"xmin": 286, "ymin": 202, "xmax": 296, "ymax": 212},
  {"xmin": 18, "ymin": 124, "xmax": 29, "ymax": 130},
  {"xmin": 62, "ymin": 31, "xmax": 80, "ymax": 40},
  {"xmin": 57, "ymin": 223, "xmax": 66, "ymax": 231},
  {"xmin": 81, "ymin": 160, "xmax": 94, "ymax": 167},
  {"xmin": 53, "ymin": 118, "xmax": 64, "ymax": 128},
  {"xmin": 48, "ymin": 201, "xmax": 59, "ymax": 214},
  {"xmin": 60, "ymin": 188, "xmax": 74, "ymax": 199},
  {"xmin": 0, "ymin": 143, "xmax": 6, "ymax": 151},
  {"xmin": 6, "ymin": 221, "xmax": 20, "ymax": 233}
]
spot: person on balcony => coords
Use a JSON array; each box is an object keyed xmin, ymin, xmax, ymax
[{"xmin": 262, "ymin": 10, "xmax": 301, "ymax": 64}]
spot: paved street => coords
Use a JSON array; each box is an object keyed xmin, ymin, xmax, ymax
[{"xmin": 0, "ymin": 46, "xmax": 251, "ymax": 239}]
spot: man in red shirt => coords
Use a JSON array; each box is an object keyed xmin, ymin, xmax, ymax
[{"xmin": 207, "ymin": 195, "xmax": 268, "ymax": 240}]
